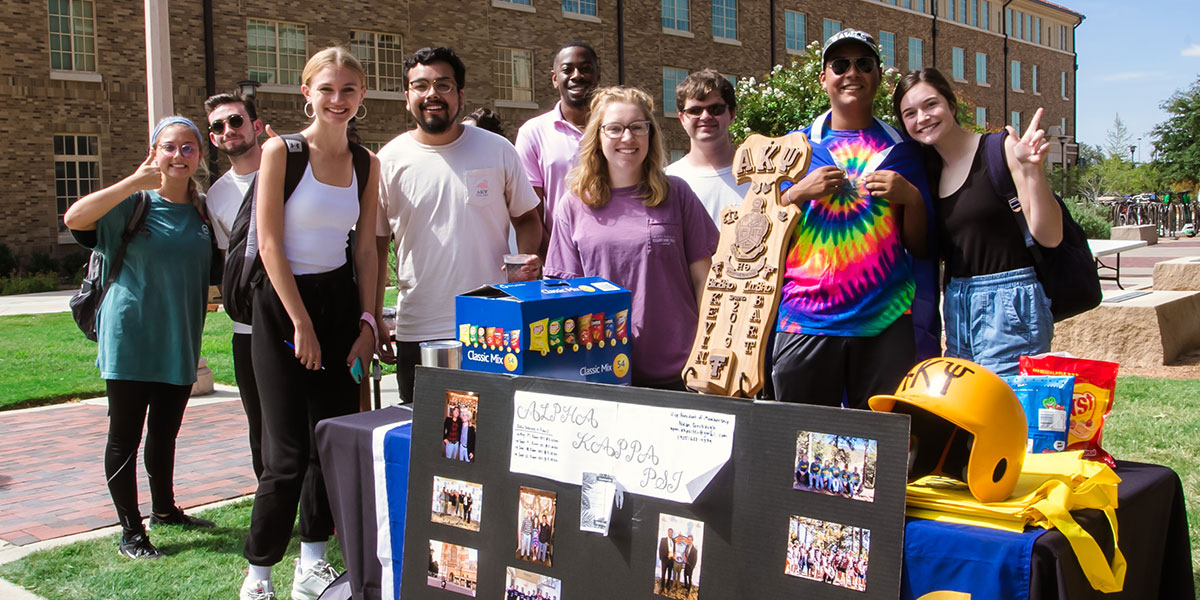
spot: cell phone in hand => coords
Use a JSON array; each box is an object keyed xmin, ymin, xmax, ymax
[{"xmin": 350, "ymin": 357, "xmax": 363, "ymax": 384}]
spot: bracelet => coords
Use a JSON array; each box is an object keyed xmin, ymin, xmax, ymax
[{"xmin": 359, "ymin": 311, "xmax": 378, "ymax": 346}]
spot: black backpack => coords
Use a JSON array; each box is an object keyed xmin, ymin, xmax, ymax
[
  {"xmin": 69, "ymin": 191, "xmax": 152, "ymax": 341},
  {"xmin": 221, "ymin": 133, "xmax": 372, "ymax": 323},
  {"xmin": 983, "ymin": 132, "xmax": 1101, "ymax": 321}
]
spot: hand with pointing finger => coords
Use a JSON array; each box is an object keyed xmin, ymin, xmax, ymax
[{"xmin": 1006, "ymin": 107, "xmax": 1050, "ymax": 167}]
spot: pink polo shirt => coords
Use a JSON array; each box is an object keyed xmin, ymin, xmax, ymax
[{"xmin": 515, "ymin": 101, "xmax": 584, "ymax": 230}]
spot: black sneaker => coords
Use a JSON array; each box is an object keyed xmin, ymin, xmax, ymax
[
  {"xmin": 148, "ymin": 506, "xmax": 216, "ymax": 528},
  {"xmin": 118, "ymin": 532, "xmax": 163, "ymax": 560}
]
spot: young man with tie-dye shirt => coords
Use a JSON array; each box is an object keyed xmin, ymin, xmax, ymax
[{"xmin": 773, "ymin": 29, "xmax": 936, "ymax": 409}]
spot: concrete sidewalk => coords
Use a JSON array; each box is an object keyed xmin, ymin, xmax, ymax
[{"xmin": 0, "ymin": 289, "xmax": 73, "ymax": 316}]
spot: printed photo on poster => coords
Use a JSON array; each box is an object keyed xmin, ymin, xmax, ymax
[
  {"xmin": 580, "ymin": 472, "xmax": 617, "ymax": 535},
  {"xmin": 515, "ymin": 487, "xmax": 556, "ymax": 567},
  {"xmin": 793, "ymin": 430, "xmax": 878, "ymax": 502},
  {"xmin": 505, "ymin": 566, "xmax": 563, "ymax": 600},
  {"xmin": 653, "ymin": 513, "xmax": 703, "ymax": 600},
  {"xmin": 785, "ymin": 515, "xmax": 870, "ymax": 592},
  {"xmin": 443, "ymin": 390, "xmax": 479, "ymax": 462},
  {"xmin": 428, "ymin": 539, "xmax": 478, "ymax": 597},
  {"xmin": 431, "ymin": 476, "xmax": 483, "ymax": 532}
]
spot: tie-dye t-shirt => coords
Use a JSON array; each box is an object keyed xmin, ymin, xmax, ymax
[{"xmin": 777, "ymin": 120, "xmax": 929, "ymax": 337}]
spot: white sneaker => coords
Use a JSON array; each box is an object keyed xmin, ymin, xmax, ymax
[
  {"xmin": 291, "ymin": 558, "xmax": 338, "ymax": 600},
  {"xmin": 239, "ymin": 578, "xmax": 275, "ymax": 600}
]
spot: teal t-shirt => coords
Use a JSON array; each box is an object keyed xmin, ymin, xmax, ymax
[{"xmin": 94, "ymin": 191, "xmax": 211, "ymax": 385}]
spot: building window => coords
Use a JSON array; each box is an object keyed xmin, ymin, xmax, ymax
[
  {"xmin": 1059, "ymin": 24, "xmax": 1068, "ymax": 50},
  {"xmin": 908, "ymin": 37, "xmax": 923, "ymax": 71},
  {"xmin": 975, "ymin": 52, "xmax": 987, "ymax": 84},
  {"xmin": 247, "ymin": 19, "xmax": 307, "ymax": 85},
  {"xmin": 1010, "ymin": 111, "xmax": 1020, "ymax": 130},
  {"xmin": 712, "ymin": 0, "xmax": 737, "ymax": 40},
  {"xmin": 1060, "ymin": 117, "xmax": 1068, "ymax": 138},
  {"xmin": 785, "ymin": 11, "xmax": 806, "ymax": 53},
  {"xmin": 1061, "ymin": 71, "xmax": 1068, "ymax": 99},
  {"xmin": 494, "ymin": 47, "xmax": 534, "ymax": 103},
  {"xmin": 1006, "ymin": 8, "xmax": 1012, "ymax": 34},
  {"xmin": 1031, "ymin": 64, "xmax": 1038, "ymax": 94},
  {"xmin": 662, "ymin": 67, "xmax": 688, "ymax": 116},
  {"xmin": 823, "ymin": 19, "xmax": 842, "ymax": 42},
  {"xmin": 970, "ymin": 0, "xmax": 977, "ymax": 26},
  {"xmin": 662, "ymin": 0, "xmax": 690, "ymax": 31},
  {"xmin": 54, "ymin": 134, "xmax": 101, "ymax": 235},
  {"xmin": 952, "ymin": 47, "xmax": 965, "ymax": 80},
  {"xmin": 1034, "ymin": 16, "xmax": 1042, "ymax": 43},
  {"xmin": 879, "ymin": 31, "xmax": 895, "ymax": 67},
  {"xmin": 669, "ymin": 150, "xmax": 686, "ymax": 163},
  {"xmin": 562, "ymin": 0, "xmax": 597, "ymax": 16},
  {"xmin": 975, "ymin": 107, "xmax": 987, "ymax": 129},
  {"xmin": 349, "ymin": 31, "xmax": 403, "ymax": 92},
  {"xmin": 1011, "ymin": 60, "xmax": 1021, "ymax": 91},
  {"xmin": 946, "ymin": 0, "xmax": 954, "ymax": 21},
  {"xmin": 48, "ymin": 0, "xmax": 97, "ymax": 72},
  {"xmin": 981, "ymin": 0, "xmax": 990, "ymax": 30},
  {"xmin": 495, "ymin": 0, "xmax": 532, "ymax": 5}
]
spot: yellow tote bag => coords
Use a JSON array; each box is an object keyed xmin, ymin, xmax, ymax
[{"xmin": 905, "ymin": 451, "xmax": 1127, "ymax": 593}]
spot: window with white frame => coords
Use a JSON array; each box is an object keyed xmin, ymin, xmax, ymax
[
  {"xmin": 975, "ymin": 106, "xmax": 987, "ymax": 129},
  {"xmin": 662, "ymin": 67, "xmax": 688, "ymax": 115},
  {"xmin": 247, "ymin": 19, "xmax": 307, "ymax": 85},
  {"xmin": 712, "ymin": 0, "xmax": 737, "ymax": 40},
  {"xmin": 48, "ymin": 0, "xmax": 97, "ymax": 72},
  {"xmin": 1060, "ymin": 117, "xmax": 1068, "ymax": 138},
  {"xmin": 975, "ymin": 52, "xmax": 987, "ymax": 84},
  {"xmin": 947, "ymin": 0, "xmax": 954, "ymax": 21},
  {"xmin": 970, "ymin": 0, "xmax": 978, "ymax": 26},
  {"xmin": 823, "ymin": 19, "xmax": 842, "ymax": 43},
  {"xmin": 1011, "ymin": 60, "xmax": 1021, "ymax": 91},
  {"xmin": 981, "ymin": 0, "xmax": 990, "ymax": 30},
  {"xmin": 879, "ymin": 31, "xmax": 895, "ymax": 67},
  {"xmin": 494, "ymin": 47, "xmax": 534, "ymax": 103},
  {"xmin": 495, "ymin": 0, "xmax": 533, "ymax": 6},
  {"xmin": 1031, "ymin": 64, "xmax": 1038, "ymax": 94},
  {"xmin": 562, "ymin": 0, "xmax": 598, "ymax": 17},
  {"xmin": 54, "ymin": 134, "xmax": 101, "ymax": 236},
  {"xmin": 908, "ymin": 37, "xmax": 923, "ymax": 71},
  {"xmin": 785, "ymin": 11, "xmax": 806, "ymax": 52},
  {"xmin": 1010, "ymin": 110, "xmax": 1020, "ymax": 130},
  {"xmin": 662, "ymin": 0, "xmax": 690, "ymax": 31},
  {"xmin": 952, "ymin": 47, "xmax": 965, "ymax": 80},
  {"xmin": 350, "ymin": 31, "xmax": 404, "ymax": 92},
  {"xmin": 1061, "ymin": 71, "xmax": 1068, "ymax": 99},
  {"xmin": 1059, "ymin": 24, "xmax": 1068, "ymax": 50}
]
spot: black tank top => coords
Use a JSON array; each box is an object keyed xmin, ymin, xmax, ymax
[{"xmin": 937, "ymin": 140, "xmax": 1033, "ymax": 278}]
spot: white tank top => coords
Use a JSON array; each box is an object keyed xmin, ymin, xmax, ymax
[{"xmin": 282, "ymin": 164, "xmax": 360, "ymax": 274}]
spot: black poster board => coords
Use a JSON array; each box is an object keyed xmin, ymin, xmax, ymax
[{"xmin": 402, "ymin": 367, "xmax": 909, "ymax": 599}]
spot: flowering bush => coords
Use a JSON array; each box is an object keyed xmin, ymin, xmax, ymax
[{"xmin": 731, "ymin": 41, "xmax": 902, "ymax": 144}]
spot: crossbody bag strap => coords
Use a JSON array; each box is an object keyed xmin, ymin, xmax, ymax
[{"xmin": 101, "ymin": 190, "xmax": 151, "ymax": 296}]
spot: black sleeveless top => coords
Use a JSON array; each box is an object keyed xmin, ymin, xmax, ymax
[{"xmin": 937, "ymin": 139, "xmax": 1034, "ymax": 278}]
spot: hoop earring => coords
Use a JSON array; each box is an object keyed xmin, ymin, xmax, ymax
[
  {"xmin": 355, "ymin": 104, "xmax": 368, "ymax": 120},
  {"xmin": 304, "ymin": 102, "xmax": 315, "ymax": 119}
]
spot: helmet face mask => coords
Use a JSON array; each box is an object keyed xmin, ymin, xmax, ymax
[{"xmin": 870, "ymin": 357, "xmax": 1027, "ymax": 503}]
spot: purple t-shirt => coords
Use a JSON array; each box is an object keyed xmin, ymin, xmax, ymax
[
  {"xmin": 545, "ymin": 177, "xmax": 719, "ymax": 386},
  {"xmin": 515, "ymin": 102, "xmax": 584, "ymax": 230}
]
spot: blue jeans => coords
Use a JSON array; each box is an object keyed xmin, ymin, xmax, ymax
[{"xmin": 944, "ymin": 267, "xmax": 1052, "ymax": 376}]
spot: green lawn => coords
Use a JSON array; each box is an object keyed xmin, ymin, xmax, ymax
[{"xmin": 0, "ymin": 500, "xmax": 342, "ymax": 600}]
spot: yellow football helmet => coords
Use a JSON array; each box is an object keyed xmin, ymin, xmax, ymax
[{"xmin": 869, "ymin": 357, "xmax": 1027, "ymax": 503}]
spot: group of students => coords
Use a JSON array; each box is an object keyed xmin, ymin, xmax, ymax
[
  {"xmin": 795, "ymin": 455, "xmax": 864, "ymax": 497},
  {"xmin": 435, "ymin": 484, "xmax": 476, "ymax": 524},
  {"xmin": 517, "ymin": 511, "xmax": 554, "ymax": 564},
  {"xmin": 786, "ymin": 541, "xmax": 868, "ymax": 590},
  {"xmin": 63, "ymin": 25, "xmax": 1061, "ymax": 600}
]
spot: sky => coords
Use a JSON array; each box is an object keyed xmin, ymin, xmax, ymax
[{"xmin": 1072, "ymin": 0, "xmax": 1200, "ymax": 159}]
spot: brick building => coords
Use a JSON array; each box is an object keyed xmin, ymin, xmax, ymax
[{"xmin": 0, "ymin": 0, "xmax": 1081, "ymax": 259}]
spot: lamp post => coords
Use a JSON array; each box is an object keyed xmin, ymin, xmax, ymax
[
  {"xmin": 237, "ymin": 79, "xmax": 261, "ymax": 99},
  {"xmin": 1129, "ymin": 145, "xmax": 1136, "ymax": 165}
]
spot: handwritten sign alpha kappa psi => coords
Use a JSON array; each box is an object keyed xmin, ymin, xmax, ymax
[{"xmin": 683, "ymin": 132, "xmax": 812, "ymax": 397}]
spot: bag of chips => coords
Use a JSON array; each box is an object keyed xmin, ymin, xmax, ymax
[
  {"xmin": 1003, "ymin": 375, "xmax": 1074, "ymax": 454},
  {"xmin": 1019, "ymin": 354, "xmax": 1119, "ymax": 467}
]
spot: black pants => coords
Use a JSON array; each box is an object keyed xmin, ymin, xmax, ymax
[
  {"xmin": 395, "ymin": 339, "xmax": 433, "ymax": 404},
  {"xmin": 772, "ymin": 314, "xmax": 915, "ymax": 409},
  {"xmin": 104, "ymin": 379, "xmax": 191, "ymax": 536},
  {"xmin": 244, "ymin": 264, "xmax": 360, "ymax": 566},
  {"xmin": 232, "ymin": 332, "xmax": 264, "ymax": 480}
]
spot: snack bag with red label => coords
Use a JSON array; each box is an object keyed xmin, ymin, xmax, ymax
[{"xmin": 1019, "ymin": 354, "xmax": 1119, "ymax": 467}]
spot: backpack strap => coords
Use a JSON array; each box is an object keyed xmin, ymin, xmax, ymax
[
  {"xmin": 349, "ymin": 141, "xmax": 371, "ymax": 200},
  {"xmin": 281, "ymin": 133, "xmax": 310, "ymax": 201},
  {"xmin": 102, "ymin": 190, "xmax": 152, "ymax": 297},
  {"xmin": 983, "ymin": 131, "xmax": 1042, "ymax": 254}
]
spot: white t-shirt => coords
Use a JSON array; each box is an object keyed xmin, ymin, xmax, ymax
[
  {"xmin": 376, "ymin": 126, "xmax": 540, "ymax": 341},
  {"xmin": 205, "ymin": 168, "xmax": 257, "ymax": 334},
  {"xmin": 663, "ymin": 159, "xmax": 750, "ymax": 226}
]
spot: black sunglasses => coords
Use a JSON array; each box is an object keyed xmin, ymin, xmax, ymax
[
  {"xmin": 681, "ymin": 103, "xmax": 728, "ymax": 117},
  {"xmin": 208, "ymin": 114, "xmax": 245, "ymax": 134},
  {"xmin": 827, "ymin": 57, "xmax": 877, "ymax": 75}
]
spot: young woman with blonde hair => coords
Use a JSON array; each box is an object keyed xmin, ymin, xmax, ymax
[
  {"xmin": 240, "ymin": 46, "xmax": 380, "ymax": 600},
  {"xmin": 545, "ymin": 86, "xmax": 719, "ymax": 389},
  {"xmin": 63, "ymin": 116, "xmax": 215, "ymax": 560}
]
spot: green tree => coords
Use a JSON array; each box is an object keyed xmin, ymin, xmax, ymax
[
  {"xmin": 1150, "ymin": 76, "xmax": 1200, "ymax": 187},
  {"xmin": 1103, "ymin": 114, "xmax": 1133, "ymax": 160}
]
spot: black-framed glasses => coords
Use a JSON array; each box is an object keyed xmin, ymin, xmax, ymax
[
  {"xmin": 208, "ymin": 114, "xmax": 245, "ymax": 134},
  {"xmin": 408, "ymin": 78, "xmax": 456, "ymax": 95},
  {"xmin": 681, "ymin": 103, "xmax": 728, "ymax": 117},
  {"xmin": 157, "ymin": 143, "xmax": 198, "ymax": 158},
  {"xmin": 827, "ymin": 57, "xmax": 877, "ymax": 75},
  {"xmin": 600, "ymin": 121, "xmax": 652, "ymax": 139}
]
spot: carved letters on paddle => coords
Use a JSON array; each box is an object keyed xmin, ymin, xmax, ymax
[{"xmin": 683, "ymin": 132, "xmax": 812, "ymax": 398}]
